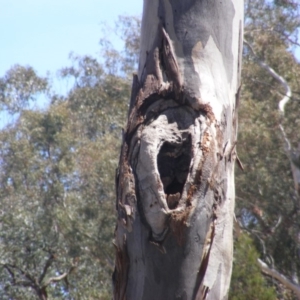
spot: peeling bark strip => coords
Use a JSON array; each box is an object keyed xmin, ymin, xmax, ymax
[{"xmin": 113, "ymin": 1, "xmax": 244, "ymax": 299}]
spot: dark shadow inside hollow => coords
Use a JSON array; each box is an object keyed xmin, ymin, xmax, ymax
[{"xmin": 157, "ymin": 135, "xmax": 192, "ymax": 209}]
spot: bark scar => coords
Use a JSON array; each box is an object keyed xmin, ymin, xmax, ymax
[{"xmin": 161, "ymin": 26, "xmax": 183, "ymax": 99}]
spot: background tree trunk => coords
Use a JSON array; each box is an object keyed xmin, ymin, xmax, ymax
[{"xmin": 113, "ymin": 0, "xmax": 244, "ymax": 299}]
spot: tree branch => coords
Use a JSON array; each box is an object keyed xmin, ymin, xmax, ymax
[
  {"xmin": 258, "ymin": 259, "xmax": 300, "ymax": 298},
  {"xmin": 2, "ymin": 263, "xmax": 37, "ymax": 286},
  {"xmin": 41, "ymin": 272, "xmax": 67, "ymax": 288},
  {"xmin": 2, "ymin": 264, "xmax": 16, "ymax": 285},
  {"xmin": 244, "ymin": 39, "xmax": 292, "ymax": 116},
  {"xmin": 38, "ymin": 252, "xmax": 55, "ymax": 284},
  {"xmin": 41, "ymin": 265, "xmax": 76, "ymax": 288}
]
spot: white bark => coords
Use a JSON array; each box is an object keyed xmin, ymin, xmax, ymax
[{"xmin": 258, "ymin": 259, "xmax": 300, "ymax": 298}]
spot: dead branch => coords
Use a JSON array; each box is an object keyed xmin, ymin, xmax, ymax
[
  {"xmin": 38, "ymin": 253, "xmax": 55, "ymax": 285},
  {"xmin": 258, "ymin": 259, "xmax": 300, "ymax": 298},
  {"xmin": 244, "ymin": 39, "xmax": 292, "ymax": 116}
]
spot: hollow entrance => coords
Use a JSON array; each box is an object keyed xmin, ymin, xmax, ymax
[{"xmin": 157, "ymin": 135, "xmax": 192, "ymax": 209}]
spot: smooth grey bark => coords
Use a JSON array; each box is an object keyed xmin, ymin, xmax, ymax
[{"xmin": 113, "ymin": 1, "xmax": 244, "ymax": 299}]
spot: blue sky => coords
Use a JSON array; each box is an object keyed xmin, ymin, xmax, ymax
[
  {"xmin": 0, "ymin": 0, "xmax": 143, "ymax": 126},
  {"xmin": 2, "ymin": 1, "xmax": 300, "ymax": 79},
  {"xmin": 1, "ymin": 1, "xmax": 299, "ymax": 95},
  {"xmin": 0, "ymin": 0, "xmax": 143, "ymax": 78}
]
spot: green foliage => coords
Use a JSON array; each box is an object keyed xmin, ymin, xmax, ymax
[
  {"xmin": 234, "ymin": 1, "xmax": 300, "ymax": 298},
  {"xmin": 229, "ymin": 234, "xmax": 276, "ymax": 300},
  {"xmin": 0, "ymin": 65, "xmax": 49, "ymax": 114},
  {"xmin": 0, "ymin": 16, "xmax": 140, "ymax": 300},
  {"xmin": 237, "ymin": 0, "xmax": 300, "ymax": 293},
  {"xmin": 0, "ymin": 17, "xmax": 138, "ymax": 297}
]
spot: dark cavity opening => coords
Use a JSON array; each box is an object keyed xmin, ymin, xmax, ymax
[{"xmin": 157, "ymin": 135, "xmax": 192, "ymax": 209}]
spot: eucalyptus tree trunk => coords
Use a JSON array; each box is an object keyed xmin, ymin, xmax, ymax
[{"xmin": 113, "ymin": 1, "xmax": 244, "ymax": 299}]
